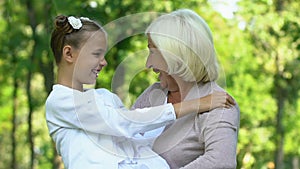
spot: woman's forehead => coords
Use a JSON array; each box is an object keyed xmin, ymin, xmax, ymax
[{"xmin": 147, "ymin": 35, "xmax": 156, "ymax": 48}]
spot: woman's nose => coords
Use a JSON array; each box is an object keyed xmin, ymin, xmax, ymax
[
  {"xmin": 152, "ymin": 68, "xmax": 159, "ymax": 73},
  {"xmin": 146, "ymin": 58, "xmax": 151, "ymax": 68}
]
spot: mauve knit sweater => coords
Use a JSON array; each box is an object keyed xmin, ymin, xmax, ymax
[{"xmin": 132, "ymin": 82, "xmax": 240, "ymax": 169}]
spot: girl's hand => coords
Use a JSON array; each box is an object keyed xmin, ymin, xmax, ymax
[
  {"xmin": 173, "ymin": 91, "xmax": 236, "ymax": 118},
  {"xmin": 202, "ymin": 91, "xmax": 235, "ymax": 111}
]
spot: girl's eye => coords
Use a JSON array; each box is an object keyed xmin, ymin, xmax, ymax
[{"xmin": 92, "ymin": 53, "xmax": 101, "ymax": 57}]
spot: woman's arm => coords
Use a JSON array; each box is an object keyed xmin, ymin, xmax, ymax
[{"xmin": 179, "ymin": 106, "xmax": 240, "ymax": 169}]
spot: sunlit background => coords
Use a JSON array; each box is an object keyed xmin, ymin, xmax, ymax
[{"xmin": 0, "ymin": 0, "xmax": 299, "ymax": 169}]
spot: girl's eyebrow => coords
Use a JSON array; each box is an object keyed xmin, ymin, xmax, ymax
[{"xmin": 94, "ymin": 48, "xmax": 105, "ymax": 52}]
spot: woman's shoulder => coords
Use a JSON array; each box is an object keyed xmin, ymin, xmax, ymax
[
  {"xmin": 144, "ymin": 82, "xmax": 166, "ymax": 93},
  {"xmin": 132, "ymin": 82, "xmax": 167, "ymax": 109}
]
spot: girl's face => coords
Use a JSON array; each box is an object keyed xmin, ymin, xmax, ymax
[
  {"xmin": 73, "ymin": 31, "xmax": 107, "ymax": 87},
  {"xmin": 146, "ymin": 35, "xmax": 179, "ymax": 92}
]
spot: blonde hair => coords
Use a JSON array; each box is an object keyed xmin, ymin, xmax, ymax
[{"xmin": 146, "ymin": 9, "xmax": 219, "ymax": 83}]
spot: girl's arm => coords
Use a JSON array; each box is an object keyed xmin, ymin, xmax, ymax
[
  {"xmin": 173, "ymin": 91, "xmax": 235, "ymax": 118},
  {"xmin": 46, "ymin": 89, "xmax": 234, "ymax": 138}
]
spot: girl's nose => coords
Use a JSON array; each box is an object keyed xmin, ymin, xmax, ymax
[{"xmin": 100, "ymin": 59, "xmax": 107, "ymax": 67}]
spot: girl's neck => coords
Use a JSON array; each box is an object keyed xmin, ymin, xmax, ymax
[{"xmin": 57, "ymin": 67, "xmax": 83, "ymax": 92}]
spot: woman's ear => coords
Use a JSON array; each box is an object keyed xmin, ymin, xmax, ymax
[{"xmin": 62, "ymin": 45, "xmax": 76, "ymax": 63}]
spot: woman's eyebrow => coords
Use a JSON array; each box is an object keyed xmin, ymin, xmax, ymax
[{"xmin": 148, "ymin": 44, "xmax": 155, "ymax": 48}]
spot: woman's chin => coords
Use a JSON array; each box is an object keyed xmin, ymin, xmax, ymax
[{"xmin": 160, "ymin": 83, "xmax": 167, "ymax": 89}]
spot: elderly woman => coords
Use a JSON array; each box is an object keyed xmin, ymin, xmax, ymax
[{"xmin": 132, "ymin": 9, "xmax": 240, "ymax": 169}]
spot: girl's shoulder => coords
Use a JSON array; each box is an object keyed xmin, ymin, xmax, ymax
[
  {"xmin": 93, "ymin": 88, "xmax": 116, "ymax": 98},
  {"xmin": 94, "ymin": 88, "xmax": 111, "ymax": 94}
]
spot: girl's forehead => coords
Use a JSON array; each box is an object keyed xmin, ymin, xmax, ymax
[
  {"xmin": 80, "ymin": 32, "xmax": 107, "ymax": 50},
  {"xmin": 87, "ymin": 31, "xmax": 106, "ymax": 39}
]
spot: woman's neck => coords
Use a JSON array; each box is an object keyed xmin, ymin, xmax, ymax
[
  {"xmin": 167, "ymin": 91, "xmax": 181, "ymax": 104},
  {"xmin": 168, "ymin": 80, "xmax": 195, "ymax": 104}
]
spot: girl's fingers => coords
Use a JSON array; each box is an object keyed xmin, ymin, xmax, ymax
[
  {"xmin": 226, "ymin": 93, "xmax": 235, "ymax": 105},
  {"xmin": 211, "ymin": 91, "xmax": 236, "ymax": 109}
]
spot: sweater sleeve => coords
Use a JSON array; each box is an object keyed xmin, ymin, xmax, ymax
[
  {"xmin": 131, "ymin": 82, "xmax": 167, "ymax": 109},
  {"xmin": 180, "ymin": 106, "xmax": 240, "ymax": 169},
  {"xmin": 46, "ymin": 88, "xmax": 175, "ymax": 138}
]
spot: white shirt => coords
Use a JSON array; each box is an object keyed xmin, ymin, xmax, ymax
[{"xmin": 45, "ymin": 84, "xmax": 175, "ymax": 169}]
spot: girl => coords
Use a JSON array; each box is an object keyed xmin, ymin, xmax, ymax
[{"xmin": 46, "ymin": 15, "xmax": 234, "ymax": 169}]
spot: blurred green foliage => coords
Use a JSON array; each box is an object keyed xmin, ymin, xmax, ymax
[{"xmin": 0, "ymin": 0, "xmax": 299, "ymax": 169}]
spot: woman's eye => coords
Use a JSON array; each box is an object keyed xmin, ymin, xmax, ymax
[{"xmin": 149, "ymin": 49, "xmax": 154, "ymax": 54}]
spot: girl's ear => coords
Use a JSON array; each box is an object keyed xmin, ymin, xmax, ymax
[{"xmin": 62, "ymin": 45, "xmax": 76, "ymax": 63}]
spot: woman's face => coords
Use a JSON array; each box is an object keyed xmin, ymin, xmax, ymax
[
  {"xmin": 73, "ymin": 31, "xmax": 107, "ymax": 86},
  {"xmin": 146, "ymin": 35, "xmax": 179, "ymax": 92}
]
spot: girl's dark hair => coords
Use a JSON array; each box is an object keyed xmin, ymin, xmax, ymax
[{"xmin": 50, "ymin": 15, "xmax": 105, "ymax": 64}]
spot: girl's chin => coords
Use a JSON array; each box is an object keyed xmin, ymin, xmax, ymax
[{"xmin": 85, "ymin": 79, "xmax": 97, "ymax": 85}]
